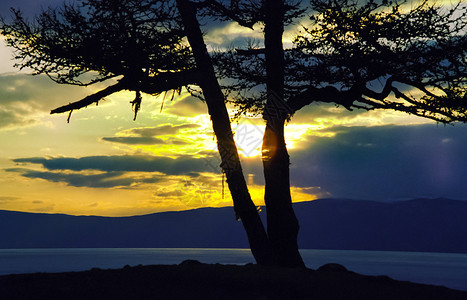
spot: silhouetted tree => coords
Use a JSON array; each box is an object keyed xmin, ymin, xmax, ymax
[
  {"xmin": 2, "ymin": 0, "xmax": 466, "ymax": 268},
  {"xmin": 1, "ymin": 0, "xmax": 275, "ymax": 266},
  {"xmin": 212, "ymin": 0, "xmax": 466, "ymax": 267}
]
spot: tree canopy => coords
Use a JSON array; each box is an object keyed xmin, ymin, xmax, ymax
[
  {"xmin": 1, "ymin": 0, "xmax": 199, "ymax": 119},
  {"xmin": 216, "ymin": 0, "xmax": 467, "ymax": 123},
  {"xmin": 3, "ymin": 0, "xmax": 465, "ymax": 123}
]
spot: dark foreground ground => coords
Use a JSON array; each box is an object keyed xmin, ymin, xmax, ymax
[{"xmin": 0, "ymin": 261, "xmax": 466, "ymax": 300}]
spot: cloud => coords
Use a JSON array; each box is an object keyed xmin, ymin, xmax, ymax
[
  {"xmin": 5, "ymin": 168, "xmax": 163, "ymax": 188},
  {"xmin": 102, "ymin": 136, "xmax": 166, "ymax": 145},
  {"xmin": 167, "ymin": 96, "xmax": 208, "ymax": 117},
  {"xmin": 7, "ymin": 123, "xmax": 467, "ymax": 200},
  {"xmin": 102, "ymin": 124, "xmax": 200, "ymax": 145},
  {"xmin": 127, "ymin": 124, "xmax": 201, "ymax": 136},
  {"xmin": 155, "ymin": 190, "xmax": 185, "ymax": 197},
  {"xmin": 0, "ymin": 73, "xmax": 104, "ymax": 129},
  {"xmin": 151, "ymin": 173, "xmax": 230, "ymax": 208},
  {"xmin": 0, "ymin": 196, "xmax": 19, "ymax": 203},
  {"xmin": 0, "ymin": 74, "xmax": 87, "ymax": 108},
  {"xmin": 0, "ymin": 107, "xmax": 36, "ymax": 129},
  {"xmin": 12, "ymin": 155, "xmax": 213, "ymax": 175},
  {"xmin": 289, "ymin": 124, "xmax": 467, "ymax": 201},
  {"xmin": 23, "ymin": 171, "xmax": 134, "ymax": 188},
  {"xmin": 204, "ymin": 22, "xmax": 264, "ymax": 50}
]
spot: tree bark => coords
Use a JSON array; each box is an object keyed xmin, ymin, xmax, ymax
[
  {"xmin": 263, "ymin": 0, "xmax": 305, "ymax": 268},
  {"xmin": 176, "ymin": 0, "xmax": 274, "ymax": 266}
]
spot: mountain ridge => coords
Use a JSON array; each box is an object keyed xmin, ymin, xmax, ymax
[{"xmin": 1, "ymin": 198, "xmax": 466, "ymax": 253}]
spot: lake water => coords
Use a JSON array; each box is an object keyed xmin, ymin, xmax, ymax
[{"xmin": 0, "ymin": 248, "xmax": 466, "ymax": 291}]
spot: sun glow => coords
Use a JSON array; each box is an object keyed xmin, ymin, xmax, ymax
[
  {"xmin": 233, "ymin": 121, "xmax": 264, "ymax": 158},
  {"xmin": 231, "ymin": 118, "xmax": 320, "ymax": 158}
]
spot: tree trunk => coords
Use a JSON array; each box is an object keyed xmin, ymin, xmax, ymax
[
  {"xmin": 176, "ymin": 0, "xmax": 274, "ymax": 266},
  {"xmin": 262, "ymin": 119, "xmax": 304, "ymax": 267},
  {"xmin": 263, "ymin": 0, "xmax": 305, "ymax": 268}
]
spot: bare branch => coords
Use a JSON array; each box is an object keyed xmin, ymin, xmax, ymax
[
  {"xmin": 236, "ymin": 48, "xmax": 266, "ymax": 56},
  {"xmin": 202, "ymin": 0, "xmax": 262, "ymax": 29},
  {"xmin": 50, "ymin": 81, "xmax": 126, "ymax": 114},
  {"xmin": 50, "ymin": 69, "xmax": 199, "ymax": 115},
  {"xmin": 362, "ymin": 77, "xmax": 397, "ymax": 101},
  {"xmin": 288, "ymin": 86, "xmax": 357, "ymax": 113}
]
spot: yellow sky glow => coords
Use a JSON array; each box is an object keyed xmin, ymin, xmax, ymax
[
  {"xmin": 0, "ymin": 82, "xmax": 437, "ymax": 216},
  {"xmin": 1, "ymin": 1, "xmax": 460, "ymax": 217}
]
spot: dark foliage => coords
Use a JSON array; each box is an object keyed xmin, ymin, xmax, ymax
[
  {"xmin": 199, "ymin": 0, "xmax": 305, "ymax": 29},
  {"xmin": 214, "ymin": 0, "xmax": 467, "ymax": 123},
  {"xmin": 1, "ymin": 0, "xmax": 197, "ymax": 119},
  {"xmin": 1, "ymin": 0, "xmax": 192, "ymax": 85}
]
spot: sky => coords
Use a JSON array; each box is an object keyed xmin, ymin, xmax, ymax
[{"xmin": 0, "ymin": 0, "xmax": 466, "ymax": 217}]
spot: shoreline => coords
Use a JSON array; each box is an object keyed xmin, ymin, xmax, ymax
[{"xmin": 0, "ymin": 261, "xmax": 466, "ymax": 299}]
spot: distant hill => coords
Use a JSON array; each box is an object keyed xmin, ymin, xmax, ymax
[
  {"xmin": 294, "ymin": 198, "xmax": 467, "ymax": 253},
  {"xmin": 1, "ymin": 198, "xmax": 466, "ymax": 253}
]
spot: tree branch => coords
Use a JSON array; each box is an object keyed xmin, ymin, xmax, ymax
[
  {"xmin": 362, "ymin": 76, "xmax": 397, "ymax": 101},
  {"xmin": 356, "ymin": 97, "xmax": 457, "ymax": 124},
  {"xmin": 50, "ymin": 70, "xmax": 200, "ymax": 115},
  {"xmin": 236, "ymin": 48, "xmax": 266, "ymax": 56},
  {"xmin": 50, "ymin": 81, "xmax": 126, "ymax": 114},
  {"xmin": 137, "ymin": 70, "xmax": 199, "ymax": 95},
  {"xmin": 202, "ymin": 0, "xmax": 262, "ymax": 29},
  {"xmin": 288, "ymin": 86, "xmax": 358, "ymax": 113}
]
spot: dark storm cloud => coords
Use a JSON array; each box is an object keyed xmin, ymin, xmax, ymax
[
  {"xmin": 9, "ymin": 124, "xmax": 467, "ymax": 199},
  {"xmin": 12, "ymin": 155, "xmax": 212, "ymax": 175},
  {"xmin": 5, "ymin": 168, "xmax": 160, "ymax": 188},
  {"xmin": 289, "ymin": 124, "xmax": 467, "ymax": 201},
  {"xmin": 6, "ymin": 154, "xmax": 211, "ymax": 188}
]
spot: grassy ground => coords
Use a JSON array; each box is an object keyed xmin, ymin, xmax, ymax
[{"xmin": 0, "ymin": 260, "xmax": 466, "ymax": 299}]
